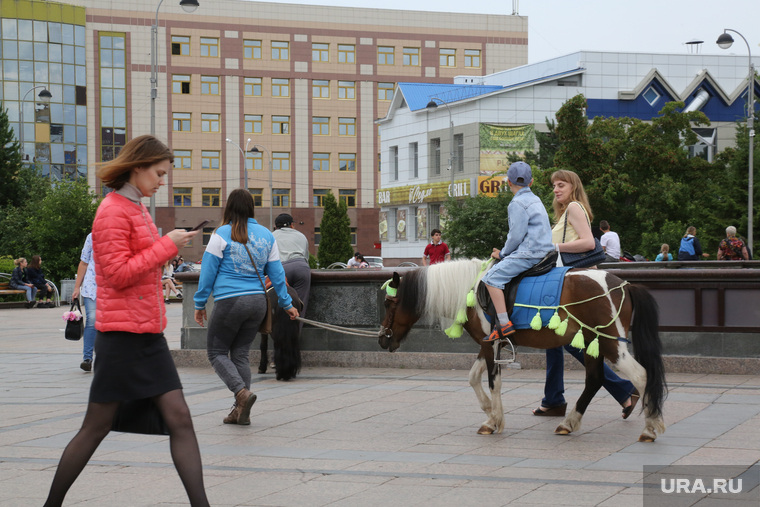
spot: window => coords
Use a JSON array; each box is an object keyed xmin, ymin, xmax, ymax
[
  {"xmin": 464, "ymin": 49, "xmax": 481, "ymax": 68},
  {"xmin": 313, "ymin": 153, "xmax": 330, "ymax": 171},
  {"xmin": 339, "ymin": 153, "xmax": 356, "ymax": 172},
  {"xmin": 313, "ymin": 116, "xmax": 330, "ymax": 135},
  {"xmin": 338, "ymin": 117, "xmax": 356, "ymax": 136},
  {"xmin": 429, "ymin": 204, "xmax": 441, "ymax": 232},
  {"xmin": 201, "ymin": 75, "xmax": 219, "ymax": 95},
  {"xmin": 643, "ymin": 86, "xmax": 660, "ymax": 106},
  {"xmin": 202, "ymin": 188, "xmax": 221, "ymax": 207},
  {"xmin": 272, "ymin": 115, "xmax": 290, "ymax": 134},
  {"xmin": 312, "ymin": 79, "xmax": 330, "ymax": 99},
  {"xmin": 431, "ymin": 138, "xmax": 440, "ymax": 175},
  {"xmin": 378, "ymin": 82, "xmax": 394, "ymax": 101},
  {"xmin": 339, "ymin": 189, "xmax": 356, "ymax": 208},
  {"xmin": 173, "ymin": 112, "xmax": 191, "ymax": 131},
  {"xmin": 246, "ymin": 152, "xmax": 262, "ymax": 171},
  {"xmin": 313, "ymin": 189, "xmax": 329, "ymax": 207},
  {"xmin": 272, "ymin": 78, "xmax": 289, "ymax": 97},
  {"xmin": 403, "ymin": 47, "xmax": 420, "ymax": 66},
  {"xmin": 172, "ymin": 74, "xmax": 190, "ymax": 94},
  {"xmin": 272, "ymin": 41, "xmax": 289, "ymax": 60},
  {"xmin": 390, "ymin": 146, "xmax": 398, "ymax": 180},
  {"xmin": 409, "ymin": 142, "xmax": 418, "ymax": 178},
  {"xmin": 174, "ymin": 150, "xmax": 192, "ymax": 169},
  {"xmin": 200, "ymin": 37, "xmax": 218, "ymax": 57},
  {"xmin": 173, "ymin": 187, "xmax": 192, "ymax": 206},
  {"xmin": 440, "ymin": 48, "xmax": 456, "ymax": 67},
  {"xmin": 350, "ymin": 227, "xmax": 357, "ymax": 245},
  {"xmin": 338, "ymin": 80, "xmax": 355, "ymax": 100},
  {"xmin": 171, "ymin": 35, "xmax": 190, "ymax": 56},
  {"xmin": 273, "ymin": 188, "xmax": 290, "ymax": 207},
  {"xmin": 314, "ymin": 227, "xmax": 321, "ymax": 245},
  {"xmin": 378, "ymin": 46, "xmax": 394, "ymax": 65},
  {"xmin": 201, "ymin": 150, "xmax": 220, "ymax": 170},
  {"xmin": 338, "ymin": 44, "xmax": 355, "ymax": 63},
  {"xmin": 202, "ymin": 227, "xmax": 213, "ymax": 246},
  {"xmin": 244, "ymin": 39, "xmax": 262, "ymax": 59},
  {"xmin": 249, "ymin": 188, "xmax": 263, "ymax": 206},
  {"xmin": 455, "ymin": 133, "xmax": 464, "ymax": 172},
  {"xmin": 312, "ymin": 42, "xmax": 329, "ymax": 62},
  {"xmin": 273, "ymin": 152, "xmax": 290, "ymax": 171},
  {"xmin": 244, "ymin": 77, "xmax": 262, "ymax": 96},
  {"xmin": 244, "ymin": 114, "xmax": 262, "ymax": 134},
  {"xmin": 201, "ymin": 113, "xmax": 220, "ymax": 132}
]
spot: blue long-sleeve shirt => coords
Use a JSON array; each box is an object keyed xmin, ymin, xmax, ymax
[
  {"xmin": 499, "ymin": 187, "xmax": 554, "ymax": 259},
  {"xmin": 194, "ymin": 218, "xmax": 293, "ymax": 311}
]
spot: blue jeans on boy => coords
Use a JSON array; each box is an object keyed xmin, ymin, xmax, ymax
[
  {"xmin": 542, "ymin": 345, "xmax": 634, "ymax": 407},
  {"xmin": 82, "ymin": 297, "xmax": 96, "ymax": 361}
]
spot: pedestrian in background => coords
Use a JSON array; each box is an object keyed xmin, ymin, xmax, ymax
[
  {"xmin": 422, "ymin": 228, "xmax": 451, "ymax": 266},
  {"xmin": 194, "ymin": 189, "xmax": 298, "ymax": 425},
  {"xmin": 655, "ymin": 244, "xmax": 672, "ymax": 262},
  {"xmin": 71, "ymin": 233, "xmax": 97, "ymax": 372},
  {"xmin": 717, "ymin": 226, "xmax": 749, "ymax": 260},
  {"xmin": 678, "ymin": 226, "xmax": 709, "ymax": 260},
  {"xmin": 44, "ymin": 134, "xmax": 209, "ymax": 507},
  {"xmin": 599, "ymin": 220, "xmax": 621, "ymax": 262},
  {"xmin": 9, "ymin": 258, "xmax": 37, "ymax": 308}
]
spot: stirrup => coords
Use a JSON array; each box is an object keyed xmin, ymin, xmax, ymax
[{"xmin": 493, "ymin": 337, "xmax": 517, "ymax": 365}]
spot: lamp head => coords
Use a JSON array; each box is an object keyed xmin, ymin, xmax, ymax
[
  {"xmin": 426, "ymin": 100, "xmax": 438, "ymax": 109},
  {"xmin": 716, "ymin": 32, "xmax": 734, "ymax": 50},
  {"xmin": 179, "ymin": 0, "xmax": 199, "ymax": 13},
  {"xmin": 225, "ymin": 138, "xmax": 232, "ymax": 143},
  {"xmin": 38, "ymin": 88, "xmax": 52, "ymax": 102},
  {"xmin": 251, "ymin": 146, "xmax": 261, "ymax": 153}
]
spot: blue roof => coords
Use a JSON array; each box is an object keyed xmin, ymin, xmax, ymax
[{"xmin": 397, "ymin": 82, "xmax": 504, "ymax": 111}]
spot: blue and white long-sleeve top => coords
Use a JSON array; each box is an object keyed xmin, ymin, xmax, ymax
[{"xmin": 194, "ymin": 218, "xmax": 294, "ymax": 311}]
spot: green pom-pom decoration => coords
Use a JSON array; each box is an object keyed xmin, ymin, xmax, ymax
[
  {"xmin": 586, "ymin": 337, "xmax": 600, "ymax": 358},
  {"xmin": 445, "ymin": 323, "xmax": 463, "ymax": 338},
  {"xmin": 556, "ymin": 318, "xmax": 569, "ymax": 336},
  {"xmin": 548, "ymin": 311, "xmax": 561, "ymax": 330},
  {"xmin": 455, "ymin": 308, "xmax": 468, "ymax": 324},
  {"xmin": 466, "ymin": 290, "xmax": 476, "ymax": 307},
  {"xmin": 530, "ymin": 311, "xmax": 543, "ymax": 330},
  {"xmin": 570, "ymin": 329, "xmax": 585, "ymax": 350}
]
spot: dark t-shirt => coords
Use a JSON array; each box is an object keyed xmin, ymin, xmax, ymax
[{"xmin": 424, "ymin": 242, "xmax": 450, "ymax": 265}]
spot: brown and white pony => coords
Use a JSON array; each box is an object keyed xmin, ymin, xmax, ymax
[{"xmin": 378, "ymin": 259, "xmax": 667, "ymax": 442}]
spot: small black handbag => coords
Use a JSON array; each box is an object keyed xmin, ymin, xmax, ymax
[
  {"xmin": 64, "ymin": 300, "xmax": 84, "ymax": 341},
  {"xmin": 558, "ymin": 203, "xmax": 607, "ymax": 268}
]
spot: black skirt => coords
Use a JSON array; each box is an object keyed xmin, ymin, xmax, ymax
[{"xmin": 89, "ymin": 330, "xmax": 182, "ymax": 403}]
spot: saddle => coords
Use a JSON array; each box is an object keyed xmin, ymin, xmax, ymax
[{"xmin": 476, "ymin": 250, "xmax": 558, "ymax": 324}]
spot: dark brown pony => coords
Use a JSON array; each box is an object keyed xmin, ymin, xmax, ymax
[
  {"xmin": 259, "ymin": 285, "xmax": 303, "ymax": 381},
  {"xmin": 378, "ymin": 258, "xmax": 666, "ymax": 442}
]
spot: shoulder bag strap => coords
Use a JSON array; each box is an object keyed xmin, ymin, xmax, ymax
[
  {"xmin": 243, "ymin": 243, "xmax": 267, "ymax": 292},
  {"xmin": 562, "ymin": 202, "xmax": 590, "ymax": 243}
]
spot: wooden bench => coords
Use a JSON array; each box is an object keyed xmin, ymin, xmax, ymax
[{"xmin": 0, "ymin": 281, "xmax": 26, "ymax": 297}]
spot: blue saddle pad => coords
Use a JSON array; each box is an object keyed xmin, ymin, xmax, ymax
[{"xmin": 510, "ymin": 266, "xmax": 572, "ymax": 329}]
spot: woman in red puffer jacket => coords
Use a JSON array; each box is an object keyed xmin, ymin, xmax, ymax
[{"xmin": 44, "ymin": 135, "xmax": 209, "ymax": 507}]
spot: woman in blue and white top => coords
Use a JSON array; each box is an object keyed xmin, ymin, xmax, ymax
[
  {"xmin": 72, "ymin": 233, "xmax": 98, "ymax": 372},
  {"xmin": 194, "ymin": 189, "xmax": 298, "ymax": 426}
]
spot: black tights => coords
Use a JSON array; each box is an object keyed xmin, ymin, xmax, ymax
[{"xmin": 43, "ymin": 390, "xmax": 209, "ymax": 507}]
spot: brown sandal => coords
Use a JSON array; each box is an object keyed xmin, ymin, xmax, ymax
[
  {"xmin": 622, "ymin": 390, "xmax": 640, "ymax": 419},
  {"xmin": 532, "ymin": 402, "xmax": 567, "ymax": 417}
]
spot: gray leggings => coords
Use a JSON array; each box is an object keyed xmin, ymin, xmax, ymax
[{"xmin": 206, "ymin": 294, "xmax": 266, "ymax": 394}]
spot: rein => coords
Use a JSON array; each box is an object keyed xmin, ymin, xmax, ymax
[{"xmin": 294, "ymin": 316, "xmax": 378, "ymax": 337}]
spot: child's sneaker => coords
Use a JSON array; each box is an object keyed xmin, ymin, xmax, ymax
[{"xmin": 484, "ymin": 321, "xmax": 516, "ymax": 342}]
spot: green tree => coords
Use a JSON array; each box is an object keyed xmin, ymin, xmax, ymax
[
  {"xmin": 0, "ymin": 104, "xmax": 26, "ymax": 209},
  {"xmin": 317, "ymin": 191, "xmax": 353, "ymax": 267},
  {"xmin": 444, "ymin": 192, "xmax": 512, "ymax": 259}
]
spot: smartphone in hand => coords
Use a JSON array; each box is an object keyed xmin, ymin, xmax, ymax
[{"xmin": 190, "ymin": 220, "xmax": 210, "ymax": 232}]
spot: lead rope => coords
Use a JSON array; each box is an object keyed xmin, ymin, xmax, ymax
[{"xmin": 293, "ymin": 316, "xmax": 378, "ymax": 337}]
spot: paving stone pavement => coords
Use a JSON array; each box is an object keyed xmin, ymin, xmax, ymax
[{"xmin": 1, "ymin": 304, "xmax": 759, "ymax": 506}]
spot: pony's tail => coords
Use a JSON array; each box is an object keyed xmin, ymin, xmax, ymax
[
  {"xmin": 271, "ymin": 288, "xmax": 303, "ymax": 381},
  {"xmin": 628, "ymin": 284, "xmax": 667, "ymax": 417}
]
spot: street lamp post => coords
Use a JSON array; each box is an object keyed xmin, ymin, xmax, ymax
[
  {"xmin": 717, "ymin": 29, "xmax": 755, "ymax": 251},
  {"xmin": 251, "ymin": 145, "xmax": 273, "ymax": 230},
  {"xmin": 19, "ymin": 86, "xmax": 52, "ymax": 162},
  {"xmin": 426, "ymin": 97, "xmax": 456, "ymax": 193},
  {"xmin": 150, "ymin": 0, "xmax": 199, "ymax": 220},
  {"xmin": 225, "ymin": 137, "xmax": 252, "ymax": 188}
]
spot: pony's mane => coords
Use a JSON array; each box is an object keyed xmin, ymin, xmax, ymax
[{"xmin": 424, "ymin": 258, "xmax": 487, "ymax": 319}]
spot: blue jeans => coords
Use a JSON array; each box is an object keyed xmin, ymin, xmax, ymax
[
  {"xmin": 16, "ymin": 285, "xmax": 37, "ymax": 302},
  {"xmin": 542, "ymin": 345, "xmax": 634, "ymax": 407},
  {"xmin": 82, "ymin": 297, "xmax": 96, "ymax": 361}
]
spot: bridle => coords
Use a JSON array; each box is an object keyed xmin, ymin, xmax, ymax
[{"xmin": 380, "ymin": 279, "xmax": 399, "ymax": 339}]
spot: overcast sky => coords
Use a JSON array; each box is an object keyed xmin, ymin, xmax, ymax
[{"xmin": 250, "ymin": 0, "xmax": 759, "ymax": 64}]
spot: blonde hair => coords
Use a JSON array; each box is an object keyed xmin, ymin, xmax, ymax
[
  {"xmin": 550, "ymin": 169, "xmax": 593, "ymax": 223},
  {"xmin": 96, "ymin": 135, "xmax": 173, "ymax": 190},
  {"xmin": 684, "ymin": 226, "xmax": 696, "ymax": 237},
  {"xmin": 13, "ymin": 257, "xmax": 26, "ymax": 266},
  {"xmin": 660, "ymin": 244, "xmax": 669, "ymax": 254}
]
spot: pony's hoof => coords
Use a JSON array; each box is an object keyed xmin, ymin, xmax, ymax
[
  {"xmin": 554, "ymin": 425, "xmax": 571, "ymax": 435},
  {"xmin": 638, "ymin": 434, "xmax": 656, "ymax": 442},
  {"xmin": 477, "ymin": 425, "xmax": 494, "ymax": 435}
]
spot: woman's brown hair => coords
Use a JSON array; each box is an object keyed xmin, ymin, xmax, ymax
[
  {"xmin": 223, "ymin": 188, "xmax": 256, "ymax": 244},
  {"xmin": 29, "ymin": 255, "xmax": 42, "ymax": 269},
  {"xmin": 96, "ymin": 135, "xmax": 174, "ymax": 190},
  {"xmin": 550, "ymin": 169, "xmax": 593, "ymax": 223}
]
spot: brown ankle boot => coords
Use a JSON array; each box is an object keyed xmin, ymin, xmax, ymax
[
  {"xmin": 235, "ymin": 388, "xmax": 257, "ymax": 425},
  {"xmin": 223, "ymin": 403, "xmax": 240, "ymax": 424}
]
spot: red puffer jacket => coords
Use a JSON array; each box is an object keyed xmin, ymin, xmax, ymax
[{"xmin": 92, "ymin": 192, "xmax": 178, "ymax": 333}]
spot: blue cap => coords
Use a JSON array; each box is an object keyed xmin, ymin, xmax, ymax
[{"xmin": 507, "ymin": 161, "xmax": 532, "ymax": 186}]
